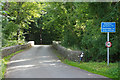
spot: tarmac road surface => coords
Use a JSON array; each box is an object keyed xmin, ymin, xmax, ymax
[{"xmin": 5, "ymin": 45, "xmax": 109, "ymax": 78}]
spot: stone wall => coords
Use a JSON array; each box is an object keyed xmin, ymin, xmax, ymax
[
  {"xmin": 2, "ymin": 42, "xmax": 32, "ymax": 58},
  {"xmin": 52, "ymin": 41, "xmax": 83, "ymax": 62}
]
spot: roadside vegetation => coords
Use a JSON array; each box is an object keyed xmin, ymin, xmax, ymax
[
  {"xmin": 53, "ymin": 48, "xmax": 119, "ymax": 80},
  {"xmin": 1, "ymin": 50, "xmax": 24, "ymax": 78},
  {"xmin": 63, "ymin": 59, "xmax": 119, "ymax": 79}
]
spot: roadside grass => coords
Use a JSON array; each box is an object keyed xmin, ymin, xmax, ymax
[
  {"xmin": 52, "ymin": 48, "xmax": 119, "ymax": 80},
  {"xmin": 63, "ymin": 59, "xmax": 119, "ymax": 80},
  {"xmin": 1, "ymin": 50, "xmax": 24, "ymax": 78}
]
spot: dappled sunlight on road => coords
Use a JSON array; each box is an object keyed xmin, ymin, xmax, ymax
[
  {"xmin": 6, "ymin": 52, "xmax": 71, "ymax": 78},
  {"xmin": 8, "ymin": 59, "xmax": 30, "ymax": 64},
  {"xmin": 6, "ymin": 45, "xmax": 65, "ymax": 77},
  {"xmin": 5, "ymin": 45, "xmax": 108, "ymax": 78},
  {"xmin": 7, "ymin": 55, "xmax": 61, "ymax": 66},
  {"xmin": 7, "ymin": 65, "xmax": 35, "ymax": 71}
]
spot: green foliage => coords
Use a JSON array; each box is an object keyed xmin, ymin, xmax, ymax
[
  {"xmin": 63, "ymin": 59, "xmax": 119, "ymax": 79},
  {"xmin": 25, "ymin": 3, "xmax": 64, "ymax": 44},
  {"xmin": 2, "ymin": 39, "xmax": 18, "ymax": 48},
  {"xmin": 79, "ymin": 2, "xmax": 119, "ymax": 62},
  {"xmin": 2, "ymin": 2, "xmax": 44, "ymax": 46},
  {"xmin": 2, "ymin": 20, "xmax": 18, "ymax": 39},
  {"xmin": 53, "ymin": 2, "xmax": 119, "ymax": 62},
  {"xmin": 25, "ymin": 2, "xmax": 119, "ymax": 62}
]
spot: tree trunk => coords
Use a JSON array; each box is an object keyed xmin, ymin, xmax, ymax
[{"xmin": 40, "ymin": 26, "xmax": 42, "ymax": 44}]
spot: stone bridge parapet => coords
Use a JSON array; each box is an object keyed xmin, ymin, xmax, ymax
[
  {"xmin": 52, "ymin": 41, "xmax": 83, "ymax": 62},
  {"xmin": 1, "ymin": 41, "xmax": 33, "ymax": 58}
]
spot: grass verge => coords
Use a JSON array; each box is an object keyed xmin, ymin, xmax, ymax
[
  {"xmin": 63, "ymin": 59, "xmax": 118, "ymax": 80},
  {"xmin": 52, "ymin": 48, "xmax": 119, "ymax": 80},
  {"xmin": 1, "ymin": 50, "xmax": 24, "ymax": 78}
]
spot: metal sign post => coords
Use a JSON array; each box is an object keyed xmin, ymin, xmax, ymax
[
  {"xmin": 107, "ymin": 32, "xmax": 109, "ymax": 65},
  {"xmin": 101, "ymin": 22, "xmax": 116, "ymax": 66}
]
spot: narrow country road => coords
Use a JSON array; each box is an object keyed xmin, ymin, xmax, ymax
[{"xmin": 5, "ymin": 45, "xmax": 108, "ymax": 78}]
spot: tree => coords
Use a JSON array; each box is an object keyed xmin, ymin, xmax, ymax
[{"xmin": 2, "ymin": 2, "xmax": 43, "ymax": 46}]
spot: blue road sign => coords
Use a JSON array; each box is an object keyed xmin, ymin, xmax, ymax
[{"xmin": 101, "ymin": 22, "xmax": 116, "ymax": 32}]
